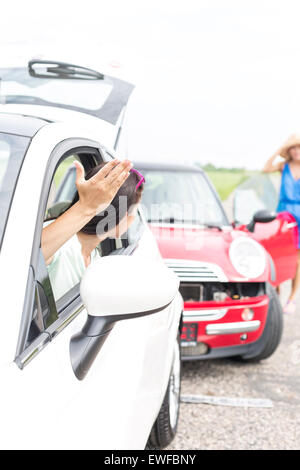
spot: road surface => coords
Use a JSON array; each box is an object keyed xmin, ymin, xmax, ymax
[{"xmin": 168, "ymin": 281, "xmax": 300, "ymax": 450}]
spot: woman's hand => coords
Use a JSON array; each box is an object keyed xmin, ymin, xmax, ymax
[
  {"xmin": 74, "ymin": 159, "xmax": 132, "ymax": 217},
  {"xmin": 262, "ymin": 151, "xmax": 285, "ymax": 173},
  {"xmin": 42, "ymin": 159, "xmax": 132, "ymax": 264}
]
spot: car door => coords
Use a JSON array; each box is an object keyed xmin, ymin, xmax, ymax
[
  {"xmin": 247, "ymin": 212, "xmax": 298, "ymax": 286},
  {"xmin": 0, "ymin": 132, "xmax": 181, "ymax": 450},
  {"xmin": 233, "ymin": 173, "xmax": 298, "ymax": 285}
]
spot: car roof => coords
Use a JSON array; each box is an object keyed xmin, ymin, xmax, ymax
[
  {"xmin": 134, "ymin": 161, "xmax": 204, "ymax": 173},
  {"xmin": 0, "ymin": 112, "xmax": 49, "ymax": 137}
]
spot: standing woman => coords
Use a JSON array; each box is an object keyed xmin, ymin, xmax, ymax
[{"xmin": 263, "ymin": 134, "xmax": 300, "ymax": 314}]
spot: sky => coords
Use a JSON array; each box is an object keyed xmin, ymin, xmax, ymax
[{"xmin": 1, "ymin": 0, "xmax": 300, "ymax": 168}]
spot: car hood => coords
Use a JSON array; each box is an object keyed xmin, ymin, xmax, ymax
[{"xmin": 149, "ymin": 224, "xmax": 270, "ymax": 282}]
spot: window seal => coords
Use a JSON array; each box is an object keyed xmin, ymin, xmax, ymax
[
  {"xmin": 15, "ymin": 297, "xmax": 85, "ymax": 370},
  {"xmin": 16, "ymin": 139, "xmax": 104, "ymax": 361}
]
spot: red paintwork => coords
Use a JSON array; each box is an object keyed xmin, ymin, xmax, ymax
[
  {"xmin": 237, "ymin": 211, "xmax": 298, "ymax": 286},
  {"xmin": 184, "ymin": 295, "xmax": 269, "ymax": 348},
  {"xmin": 150, "ymin": 211, "xmax": 298, "ymax": 354},
  {"xmin": 150, "ymin": 224, "xmax": 271, "ymax": 282}
]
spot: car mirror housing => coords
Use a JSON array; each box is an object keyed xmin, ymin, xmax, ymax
[
  {"xmin": 247, "ymin": 209, "xmax": 277, "ymax": 232},
  {"xmin": 70, "ymin": 255, "xmax": 179, "ymax": 380}
]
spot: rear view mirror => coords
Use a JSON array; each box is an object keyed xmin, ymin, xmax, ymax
[
  {"xmin": 247, "ymin": 209, "xmax": 277, "ymax": 232},
  {"xmin": 70, "ymin": 255, "xmax": 179, "ymax": 380}
]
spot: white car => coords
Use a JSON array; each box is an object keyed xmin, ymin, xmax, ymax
[{"xmin": 0, "ymin": 60, "xmax": 183, "ymax": 450}]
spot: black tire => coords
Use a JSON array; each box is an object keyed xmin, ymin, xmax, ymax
[
  {"xmin": 146, "ymin": 333, "xmax": 181, "ymax": 449},
  {"xmin": 239, "ymin": 282, "xmax": 283, "ymax": 362}
]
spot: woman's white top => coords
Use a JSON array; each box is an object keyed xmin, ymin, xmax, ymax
[{"xmin": 47, "ymin": 233, "xmax": 101, "ymax": 301}]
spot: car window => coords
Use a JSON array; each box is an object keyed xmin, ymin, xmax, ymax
[
  {"xmin": 101, "ymin": 148, "xmax": 145, "ymax": 250},
  {"xmin": 46, "ymin": 155, "xmax": 79, "ymax": 219},
  {"xmin": 0, "ymin": 140, "xmax": 10, "ymax": 183},
  {"xmin": 0, "ymin": 133, "xmax": 30, "ymax": 251},
  {"xmin": 126, "ymin": 209, "xmax": 145, "ymax": 246},
  {"xmin": 45, "ymin": 153, "xmax": 104, "ymax": 304},
  {"xmin": 233, "ymin": 174, "xmax": 279, "ymax": 224},
  {"xmin": 20, "ymin": 149, "xmax": 100, "ymax": 353},
  {"xmin": 138, "ymin": 169, "xmax": 229, "ymax": 227}
]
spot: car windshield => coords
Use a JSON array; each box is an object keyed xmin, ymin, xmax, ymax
[
  {"xmin": 139, "ymin": 169, "xmax": 229, "ymax": 226},
  {"xmin": 0, "ymin": 133, "xmax": 30, "ymax": 251}
]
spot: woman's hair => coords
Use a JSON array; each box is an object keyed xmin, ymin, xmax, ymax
[{"xmin": 72, "ymin": 162, "xmax": 144, "ymax": 235}]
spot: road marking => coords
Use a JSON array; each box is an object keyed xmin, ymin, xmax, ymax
[{"xmin": 181, "ymin": 394, "xmax": 273, "ymax": 408}]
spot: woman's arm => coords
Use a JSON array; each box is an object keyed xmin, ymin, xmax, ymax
[
  {"xmin": 42, "ymin": 159, "xmax": 132, "ymax": 264},
  {"xmin": 262, "ymin": 149, "xmax": 285, "ymax": 173}
]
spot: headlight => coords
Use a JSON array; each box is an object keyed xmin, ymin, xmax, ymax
[{"xmin": 229, "ymin": 237, "xmax": 266, "ymax": 278}]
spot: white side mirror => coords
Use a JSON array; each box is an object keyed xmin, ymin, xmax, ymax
[
  {"xmin": 70, "ymin": 256, "xmax": 179, "ymax": 380},
  {"xmin": 80, "ymin": 255, "xmax": 179, "ymax": 317}
]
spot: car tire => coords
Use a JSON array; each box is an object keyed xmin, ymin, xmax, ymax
[
  {"xmin": 146, "ymin": 332, "xmax": 181, "ymax": 449},
  {"xmin": 239, "ymin": 282, "xmax": 283, "ymax": 362}
]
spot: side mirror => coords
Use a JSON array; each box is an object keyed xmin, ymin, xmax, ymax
[
  {"xmin": 70, "ymin": 255, "xmax": 179, "ymax": 380},
  {"xmin": 247, "ymin": 209, "xmax": 277, "ymax": 233}
]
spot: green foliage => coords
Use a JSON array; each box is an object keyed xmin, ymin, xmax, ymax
[
  {"xmin": 204, "ymin": 168, "xmax": 256, "ymax": 201},
  {"xmin": 194, "ymin": 162, "xmax": 258, "ymax": 200},
  {"xmin": 53, "ymin": 155, "xmax": 79, "ymax": 187},
  {"xmin": 202, "ymin": 163, "xmax": 246, "ymax": 172}
]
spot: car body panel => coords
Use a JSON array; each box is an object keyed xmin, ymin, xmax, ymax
[
  {"xmin": 0, "ymin": 104, "xmax": 118, "ymax": 148},
  {"xmin": 136, "ymin": 161, "xmax": 297, "ymax": 361},
  {"xmin": 183, "ymin": 294, "xmax": 269, "ymax": 349},
  {"xmin": 0, "ymin": 112, "xmax": 48, "ymax": 136},
  {"xmin": 237, "ymin": 211, "xmax": 299, "ymax": 286},
  {"xmin": 0, "ymin": 121, "xmax": 182, "ymax": 449},
  {"xmin": 150, "ymin": 225, "xmax": 271, "ymax": 283},
  {"xmin": 150, "ymin": 224, "xmax": 271, "ymax": 357}
]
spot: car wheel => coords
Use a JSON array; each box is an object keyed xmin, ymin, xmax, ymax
[
  {"xmin": 239, "ymin": 282, "xmax": 283, "ymax": 362},
  {"xmin": 146, "ymin": 332, "xmax": 181, "ymax": 449}
]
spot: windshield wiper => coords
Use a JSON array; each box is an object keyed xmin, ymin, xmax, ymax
[
  {"xmin": 202, "ymin": 223, "xmax": 223, "ymax": 231},
  {"xmin": 148, "ymin": 217, "xmax": 186, "ymax": 224},
  {"xmin": 28, "ymin": 60, "xmax": 104, "ymax": 80},
  {"xmin": 147, "ymin": 218, "xmax": 224, "ymax": 230}
]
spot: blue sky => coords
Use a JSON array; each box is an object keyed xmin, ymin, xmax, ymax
[{"xmin": 1, "ymin": 0, "xmax": 300, "ymax": 168}]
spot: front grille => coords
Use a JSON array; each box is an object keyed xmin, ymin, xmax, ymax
[{"xmin": 165, "ymin": 259, "xmax": 228, "ymax": 282}]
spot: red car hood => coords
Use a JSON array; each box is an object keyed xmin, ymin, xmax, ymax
[{"xmin": 150, "ymin": 224, "xmax": 270, "ymax": 282}]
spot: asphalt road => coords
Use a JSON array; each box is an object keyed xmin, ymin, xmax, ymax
[{"xmin": 168, "ymin": 280, "xmax": 300, "ymax": 450}]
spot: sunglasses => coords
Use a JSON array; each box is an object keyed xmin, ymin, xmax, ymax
[{"xmin": 130, "ymin": 168, "xmax": 145, "ymax": 190}]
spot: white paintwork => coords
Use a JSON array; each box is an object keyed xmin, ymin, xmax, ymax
[
  {"xmin": 0, "ymin": 103, "xmax": 118, "ymax": 148},
  {"xmin": 81, "ymin": 255, "xmax": 179, "ymax": 317},
  {"xmin": 168, "ymin": 337, "xmax": 181, "ymax": 431},
  {"xmin": 0, "ymin": 110, "xmax": 183, "ymax": 449}
]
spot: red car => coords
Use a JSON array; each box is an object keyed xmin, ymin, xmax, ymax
[{"xmin": 136, "ymin": 162, "xmax": 298, "ymax": 362}]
